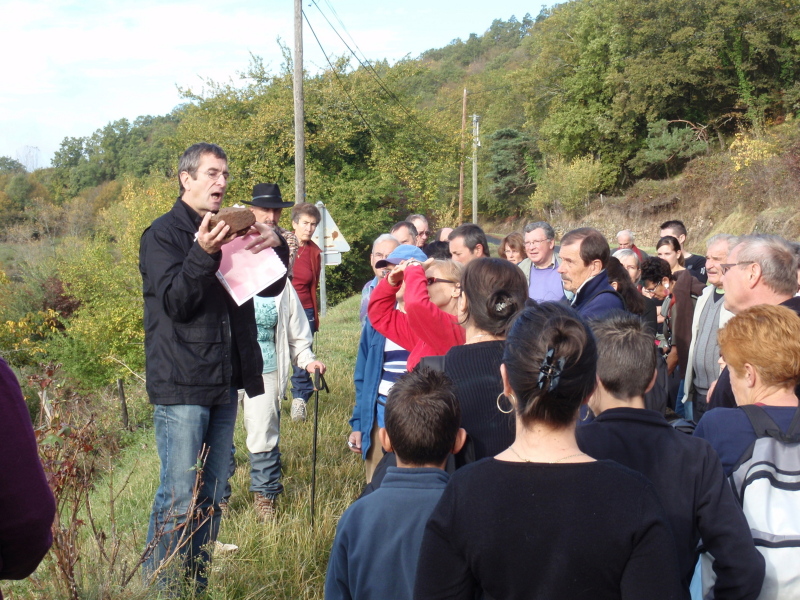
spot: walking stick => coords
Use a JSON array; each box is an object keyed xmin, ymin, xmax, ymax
[{"xmin": 311, "ymin": 367, "xmax": 328, "ymax": 527}]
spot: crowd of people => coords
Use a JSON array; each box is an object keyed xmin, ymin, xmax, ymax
[
  {"xmin": 3, "ymin": 141, "xmax": 798, "ymax": 600},
  {"xmin": 331, "ymin": 214, "xmax": 800, "ymax": 600}
]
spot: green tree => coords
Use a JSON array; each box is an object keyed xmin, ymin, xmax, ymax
[
  {"xmin": 628, "ymin": 120, "xmax": 709, "ymax": 177},
  {"xmin": 485, "ymin": 128, "xmax": 537, "ymax": 217},
  {"xmin": 0, "ymin": 156, "xmax": 26, "ymax": 174}
]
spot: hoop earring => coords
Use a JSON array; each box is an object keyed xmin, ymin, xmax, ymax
[{"xmin": 496, "ymin": 392, "xmax": 514, "ymax": 414}]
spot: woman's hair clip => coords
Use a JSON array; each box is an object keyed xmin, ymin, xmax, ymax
[{"xmin": 537, "ymin": 347, "xmax": 566, "ymax": 392}]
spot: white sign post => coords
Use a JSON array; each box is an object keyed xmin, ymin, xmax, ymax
[{"xmin": 312, "ymin": 202, "xmax": 349, "ymax": 316}]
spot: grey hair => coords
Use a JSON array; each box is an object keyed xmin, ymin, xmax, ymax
[
  {"xmin": 178, "ymin": 143, "xmax": 227, "ymax": 194},
  {"xmin": 523, "ymin": 221, "xmax": 555, "ymax": 240},
  {"xmin": 406, "ymin": 214, "xmax": 428, "ymax": 226},
  {"xmin": 616, "ymin": 229, "xmax": 634, "ymax": 241},
  {"xmin": 735, "ymin": 235, "xmax": 799, "ymax": 297},
  {"xmin": 372, "ymin": 233, "xmax": 399, "ymax": 252},
  {"xmin": 706, "ymin": 233, "xmax": 740, "ymax": 254},
  {"xmin": 613, "ymin": 248, "xmax": 639, "ymax": 266},
  {"xmin": 391, "ymin": 221, "xmax": 418, "ymax": 240}
]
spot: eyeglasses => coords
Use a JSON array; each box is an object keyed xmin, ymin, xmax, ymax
[
  {"xmin": 643, "ymin": 284, "xmax": 660, "ymax": 294},
  {"xmin": 202, "ymin": 169, "xmax": 230, "ymax": 182},
  {"xmin": 426, "ymin": 277, "xmax": 456, "ymax": 286},
  {"xmin": 372, "ymin": 252, "xmax": 388, "ymax": 260},
  {"xmin": 524, "ymin": 239, "xmax": 550, "ymax": 246},
  {"xmin": 720, "ymin": 261, "xmax": 755, "ymax": 275}
]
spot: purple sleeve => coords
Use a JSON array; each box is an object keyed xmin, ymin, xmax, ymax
[{"xmin": 0, "ymin": 359, "xmax": 56, "ymax": 581}]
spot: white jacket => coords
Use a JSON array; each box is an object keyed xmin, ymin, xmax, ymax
[
  {"xmin": 273, "ymin": 284, "xmax": 317, "ymax": 394},
  {"xmin": 681, "ymin": 285, "xmax": 733, "ymax": 405}
]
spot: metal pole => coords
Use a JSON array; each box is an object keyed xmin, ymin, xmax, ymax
[
  {"xmin": 472, "ymin": 114, "xmax": 480, "ymax": 224},
  {"xmin": 316, "ymin": 201, "xmax": 327, "ymax": 317},
  {"xmin": 294, "ymin": 0, "xmax": 306, "ymax": 204},
  {"xmin": 310, "ymin": 368, "xmax": 320, "ymax": 527}
]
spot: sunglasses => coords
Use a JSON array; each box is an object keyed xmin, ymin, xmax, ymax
[{"xmin": 426, "ymin": 277, "xmax": 456, "ymax": 286}]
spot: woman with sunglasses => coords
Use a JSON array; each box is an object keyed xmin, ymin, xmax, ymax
[
  {"xmin": 368, "ymin": 257, "xmax": 464, "ymax": 370},
  {"xmin": 415, "ymin": 302, "xmax": 681, "ymax": 600},
  {"xmin": 442, "ymin": 258, "xmax": 528, "ymax": 464}
]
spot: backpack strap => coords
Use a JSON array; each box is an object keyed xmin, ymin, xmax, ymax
[
  {"xmin": 740, "ymin": 404, "xmax": 782, "ymax": 438},
  {"xmin": 740, "ymin": 404, "xmax": 800, "ymax": 442},
  {"xmin": 785, "ymin": 406, "xmax": 800, "ymax": 438}
]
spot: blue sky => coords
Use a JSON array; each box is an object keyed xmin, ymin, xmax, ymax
[{"xmin": 1, "ymin": 0, "xmax": 544, "ymax": 169}]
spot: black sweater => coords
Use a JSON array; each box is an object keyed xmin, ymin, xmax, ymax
[
  {"xmin": 577, "ymin": 408, "xmax": 765, "ymax": 599},
  {"xmin": 444, "ymin": 341, "xmax": 514, "ymax": 462},
  {"xmin": 414, "ymin": 458, "xmax": 682, "ymax": 600}
]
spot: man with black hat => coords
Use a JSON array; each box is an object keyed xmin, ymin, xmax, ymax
[
  {"xmin": 244, "ymin": 183, "xmax": 299, "ymax": 278},
  {"xmin": 217, "ymin": 182, "xmax": 326, "ymax": 521}
]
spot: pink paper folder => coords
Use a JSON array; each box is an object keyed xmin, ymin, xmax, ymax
[{"xmin": 216, "ymin": 234, "xmax": 287, "ymax": 306}]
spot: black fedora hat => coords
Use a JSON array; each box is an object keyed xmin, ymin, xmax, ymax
[{"xmin": 244, "ymin": 183, "xmax": 294, "ymax": 209}]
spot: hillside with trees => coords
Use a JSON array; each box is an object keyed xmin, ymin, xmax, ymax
[
  {"xmin": 1, "ymin": 2, "xmax": 799, "ymax": 597},
  {"xmin": 1, "ymin": 0, "xmax": 799, "ymax": 388}
]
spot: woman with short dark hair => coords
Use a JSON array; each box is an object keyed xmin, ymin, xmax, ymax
[
  {"xmin": 415, "ymin": 302, "xmax": 682, "ymax": 600},
  {"xmin": 499, "ymin": 232, "xmax": 525, "ymax": 265}
]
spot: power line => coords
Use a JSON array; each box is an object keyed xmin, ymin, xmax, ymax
[
  {"xmin": 302, "ymin": 10, "xmax": 388, "ymax": 150},
  {"xmin": 308, "ymin": 0, "xmax": 441, "ymax": 144}
]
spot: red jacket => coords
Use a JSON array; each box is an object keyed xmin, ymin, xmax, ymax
[
  {"xmin": 291, "ymin": 240, "xmax": 321, "ymax": 327},
  {"xmin": 368, "ymin": 264, "xmax": 465, "ymax": 369}
]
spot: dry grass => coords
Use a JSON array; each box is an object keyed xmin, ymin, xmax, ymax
[{"xmin": 5, "ymin": 296, "xmax": 366, "ymax": 600}]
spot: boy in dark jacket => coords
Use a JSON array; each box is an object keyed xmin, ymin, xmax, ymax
[
  {"xmin": 325, "ymin": 368, "xmax": 465, "ymax": 600},
  {"xmin": 576, "ymin": 313, "xmax": 764, "ymax": 600}
]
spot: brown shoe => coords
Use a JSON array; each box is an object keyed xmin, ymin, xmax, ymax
[{"xmin": 254, "ymin": 493, "xmax": 276, "ymax": 521}]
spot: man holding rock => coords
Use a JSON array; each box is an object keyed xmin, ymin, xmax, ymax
[{"xmin": 139, "ymin": 143, "xmax": 283, "ymax": 591}]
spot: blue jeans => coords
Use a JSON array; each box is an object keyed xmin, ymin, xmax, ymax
[
  {"xmin": 143, "ymin": 389, "xmax": 238, "ymax": 591},
  {"xmin": 290, "ymin": 307, "xmax": 316, "ymax": 402},
  {"xmin": 224, "ymin": 446, "xmax": 284, "ymax": 499}
]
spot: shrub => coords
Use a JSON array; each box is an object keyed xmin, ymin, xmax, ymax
[{"xmin": 530, "ymin": 155, "xmax": 604, "ymax": 218}]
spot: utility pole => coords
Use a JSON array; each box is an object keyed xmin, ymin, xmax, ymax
[
  {"xmin": 471, "ymin": 114, "xmax": 480, "ymax": 224},
  {"xmin": 458, "ymin": 88, "xmax": 467, "ymax": 224},
  {"xmin": 293, "ymin": 0, "xmax": 306, "ymax": 204}
]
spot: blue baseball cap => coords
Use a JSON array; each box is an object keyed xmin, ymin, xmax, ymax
[{"xmin": 375, "ymin": 244, "xmax": 428, "ymax": 269}]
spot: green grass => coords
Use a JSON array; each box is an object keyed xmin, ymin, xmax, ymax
[{"xmin": 6, "ymin": 295, "xmax": 366, "ymax": 600}]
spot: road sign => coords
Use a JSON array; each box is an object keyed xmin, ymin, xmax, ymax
[{"xmin": 311, "ymin": 205, "xmax": 350, "ymax": 254}]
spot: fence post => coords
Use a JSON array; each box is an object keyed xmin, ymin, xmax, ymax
[{"xmin": 117, "ymin": 378, "xmax": 129, "ymax": 429}]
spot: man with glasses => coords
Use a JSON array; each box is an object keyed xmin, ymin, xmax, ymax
[
  {"xmin": 680, "ymin": 235, "xmax": 738, "ymax": 420},
  {"xmin": 407, "ymin": 214, "xmax": 430, "ymax": 248},
  {"xmin": 517, "ymin": 221, "xmax": 566, "ymax": 302},
  {"xmin": 707, "ymin": 234, "xmax": 800, "ymax": 410},
  {"xmin": 140, "ymin": 143, "xmax": 283, "ymax": 591},
  {"xmin": 289, "ymin": 202, "xmax": 322, "ymax": 422},
  {"xmin": 360, "ymin": 234, "xmax": 400, "ymax": 326}
]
